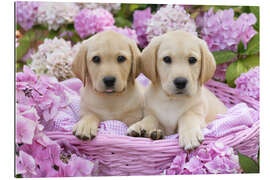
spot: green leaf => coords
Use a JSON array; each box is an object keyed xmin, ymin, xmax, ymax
[
  {"xmin": 238, "ymin": 152, "xmax": 259, "ymax": 173},
  {"xmin": 212, "ymin": 51, "xmax": 237, "ymax": 65},
  {"xmin": 16, "ymin": 30, "xmax": 35, "ymax": 61},
  {"xmin": 114, "ymin": 16, "xmax": 132, "ymax": 28},
  {"xmin": 237, "ymin": 40, "xmax": 245, "ymax": 54},
  {"xmin": 129, "ymin": 4, "xmax": 140, "ymax": 12},
  {"xmin": 226, "ymin": 55, "xmax": 259, "ymax": 87},
  {"xmin": 246, "ymin": 33, "xmax": 259, "ymax": 55}
]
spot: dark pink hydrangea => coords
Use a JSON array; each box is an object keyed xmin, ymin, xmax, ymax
[
  {"xmin": 132, "ymin": 7, "xmax": 152, "ymax": 48},
  {"xmin": 235, "ymin": 66, "xmax": 259, "ymax": 100},
  {"xmin": 74, "ymin": 8, "xmax": 115, "ymax": 39},
  {"xmin": 165, "ymin": 142, "xmax": 240, "ymax": 175},
  {"xmin": 16, "ymin": 1, "xmax": 39, "ymax": 31}
]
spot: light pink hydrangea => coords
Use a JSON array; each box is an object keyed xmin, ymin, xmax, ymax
[
  {"xmin": 165, "ymin": 142, "xmax": 240, "ymax": 175},
  {"xmin": 16, "ymin": 1, "xmax": 39, "ymax": 31},
  {"xmin": 30, "ymin": 37, "xmax": 80, "ymax": 81},
  {"xmin": 103, "ymin": 26, "xmax": 138, "ymax": 43},
  {"xmin": 235, "ymin": 66, "xmax": 259, "ymax": 100},
  {"xmin": 146, "ymin": 5, "xmax": 197, "ymax": 42},
  {"xmin": 74, "ymin": 8, "xmax": 115, "ymax": 39},
  {"xmin": 132, "ymin": 7, "xmax": 152, "ymax": 48},
  {"xmin": 37, "ymin": 2, "xmax": 79, "ymax": 31},
  {"xmin": 196, "ymin": 8, "xmax": 257, "ymax": 52},
  {"xmin": 77, "ymin": 2, "xmax": 121, "ymax": 13}
]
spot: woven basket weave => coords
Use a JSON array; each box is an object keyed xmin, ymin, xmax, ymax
[{"xmin": 46, "ymin": 79, "xmax": 259, "ymax": 176}]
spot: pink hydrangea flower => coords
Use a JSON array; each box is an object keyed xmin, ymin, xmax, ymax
[
  {"xmin": 132, "ymin": 7, "xmax": 152, "ymax": 48},
  {"xmin": 74, "ymin": 8, "xmax": 115, "ymax": 39},
  {"xmin": 146, "ymin": 5, "xmax": 197, "ymax": 42},
  {"xmin": 235, "ymin": 66, "xmax": 259, "ymax": 100},
  {"xmin": 196, "ymin": 8, "xmax": 257, "ymax": 52},
  {"xmin": 103, "ymin": 26, "xmax": 138, "ymax": 43},
  {"xmin": 16, "ymin": 114, "xmax": 37, "ymax": 144},
  {"xmin": 196, "ymin": 8, "xmax": 257, "ymax": 81},
  {"xmin": 16, "ymin": 66, "xmax": 71, "ymax": 126},
  {"xmin": 16, "ymin": 1, "xmax": 39, "ymax": 31},
  {"xmin": 61, "ymin": 154, "xmax": 95, "ymax": 177},
  {"xmin": 165, "ymin": 142, "xmax": 240, "ymax": 175},
  {"xmin": 16, "ymin": 151, "xmax": 37, "ymax": 177}
]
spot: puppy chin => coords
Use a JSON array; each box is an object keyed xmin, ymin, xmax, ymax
[{"xmin": 94, "ymin": 86, "xmax": 126, "ymax": 95}]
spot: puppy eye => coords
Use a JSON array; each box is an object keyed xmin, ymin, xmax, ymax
[
  {"xmin": 92, "ymin": 56, "xmax": 101, "ymax": 63},
  {"xmin": 163, "ymin": 56, "xmax": 172, "ymax": 64},
  {"xmin": 188, "ymin": 57, "xmax": 197, "ymax": 64},
  {"xmin": 117, "ymin": 56, "xmax": 126, "ymax": 63}
]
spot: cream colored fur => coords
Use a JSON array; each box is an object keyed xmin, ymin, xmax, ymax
[
  {"xmin": 72, "ymin": 30, "xmax": 144, "ymax": 140},
  {"xmin": 127, "ymin": 30, "xmax": 227, "ymax": 150}
]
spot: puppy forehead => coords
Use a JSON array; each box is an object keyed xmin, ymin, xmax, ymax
[
  {"xmin": 160, "ymin": 35, "xmax": 200, "ymax": 54},
  {"xmin": 87, "ymin": 31, "xmax": 131, "ymax": 55}
]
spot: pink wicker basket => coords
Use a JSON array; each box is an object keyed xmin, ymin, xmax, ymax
[{"xmin": 45, "ymin": 79, "xmax": 259, "ymax": 176}]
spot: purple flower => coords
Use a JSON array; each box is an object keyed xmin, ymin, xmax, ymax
[
  {"xmin": 16, "ymin": 1, "xmax": 39, "ymax": 31},
  {"xmin": 132, "ymin": 8, "xmax": 152, "ymax": 48},
  {"xmin": 103, "ymin": 26, "xmax": 138, "ymax": 43},
  {"xmin": 235, "ymin": 66, "xmax": 259, "ymax": 100},
  {"xmin": 196, "ymin": 8, "xmax": 257, "ymax": 51},
  {"xmin": 16, "ymin": 151, "xmax": 37, "ymax": 177},
  {"xmin": 74, "ymin": 8, "xmax": 115, "ymax": 39}
]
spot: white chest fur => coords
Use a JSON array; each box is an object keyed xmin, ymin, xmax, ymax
[{"xmin": 145, "ymin": 87, "xmax": 195, "ymax": 135}]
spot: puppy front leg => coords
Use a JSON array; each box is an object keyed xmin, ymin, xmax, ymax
[
  {"xmin": 178, "ymin": 107, "xmax": 206, "ymax": 150},
  {"xmin": 73, "ymin": 113, "xmax": 100, "ymax": 141},
  {"xmin": 127, "ymin": 115, "xmax": 164, "ymax": 140}
]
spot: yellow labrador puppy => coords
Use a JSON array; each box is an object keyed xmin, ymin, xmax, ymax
[
  {"xmin": 127, "ymin": 30, "xmax": 227, "ymax": 150},
  {"xmin": 72, "ymin": 30, "xmax": 144, "ymax": 140}
]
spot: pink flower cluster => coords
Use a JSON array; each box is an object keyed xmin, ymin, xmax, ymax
[
  {"xmin": 103, "ymin": 26, "xmax": 138, "ymax": 43},
  {"xmin": 16, "ymin": 66, "xmax": 95, "ymax": 177},
  {"xmin": 235, "ymin": 66, "xmax": 259, "ymax": 100},
  {"xmin": 165, "ymin": 142, "xmax": 240, "ymax": 175},
  {"xmin": 132, "ymin": 8, "xmax": 152, "ymax": 48},
  {"xmin": 16, "ymin": 66, "xmax": 70, "ymax": 125},
  {"xmin": 74, "ymin": 8, "xmax": 115, "ymax": 39},
  {"xmin": 196, "ymin": 8, "xmax": 257, "ymax": 52},
  {"xmin": 16, "ymin": 1, "xmax": 39, "ymax": 31}
]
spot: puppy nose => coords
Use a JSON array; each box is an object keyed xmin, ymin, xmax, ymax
[
  {"xmin": 173, "ymin": 77, "xmax": 187, "ymax": 89},
  {"xmin": 103, "ymin": 76, "xmax": 116, "ymax": 87}
]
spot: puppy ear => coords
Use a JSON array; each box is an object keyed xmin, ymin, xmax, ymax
[
  {"xmin": 72, "ymin": 42, "xmax": 90, "ymax": 87},
  {"xmin": 199, "ymin": 39, "xmax": 216, "ymax": 86},
  {"xmin": 141, "ymin": 36, "xmax": 162, "ymax": 83},
  {"xmin": 129, "ymin": 39, "xmax": 141, "ymax": 82}
]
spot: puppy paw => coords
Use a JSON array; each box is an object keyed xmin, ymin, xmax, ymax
[
  {"xmin": 149, "ymin": 129, "xmax": 164, "ymax": 140},
  {"xmin": 179, "ymin": 128, "xmax": 204, "ymax": 150},
  {"xmin": 127, "ymin": 124, "xmax": 164, "ymax": 140},
  {"xmin": 72, "ymin": 120, "xmax": 98, "ymax": 141},
  {"xmin": 127, "ymin": 123, "xmax": 145, "ymax": 137}
]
